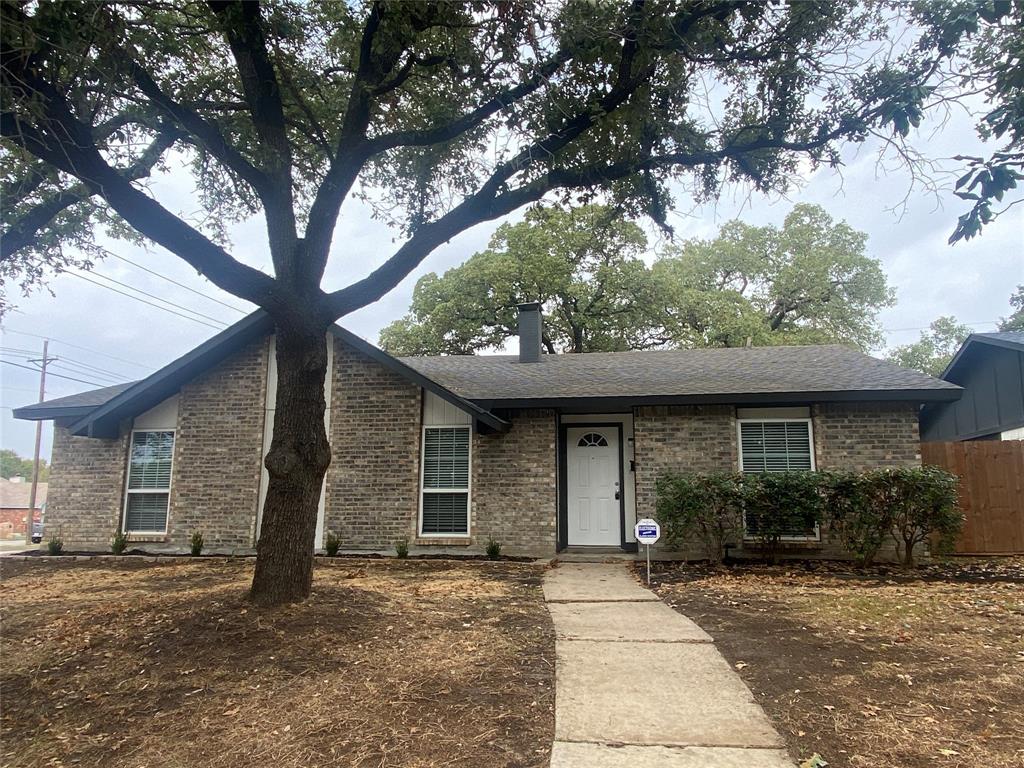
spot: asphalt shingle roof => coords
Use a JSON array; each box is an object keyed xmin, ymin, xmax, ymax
[
  {"xmin": 400, "ymin": 344, "xmax": 959, "ymax": 402},
  {"xmin": 23, "ymin": 382, "xmax": 138, "ymax": 411}
]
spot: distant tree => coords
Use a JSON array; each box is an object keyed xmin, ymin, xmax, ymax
[
  {"xmin": 379, "ymin": 205, "xmax": 657, "ymax": 355},
  {"xmin": 999, "ymin": 285, "xmax": 1024, "ymax": 331},
  {"xmin": 384, "ymin": 203, "xmax": 892, "ymax": 355},
  {"xmin": 0, "ymin": 449, "xmax": 48, "ymax": 482},
  {"xmin": 653, "ymin": 204, "xmax": 894, "ymax": 350},
  {"xmin": 886, "ymin": 316, "xmax": 973, "ymax": 376}
]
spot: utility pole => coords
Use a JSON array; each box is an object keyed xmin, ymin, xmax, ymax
[{"xmin": 26, "ymin": 339, "xmax": 51, "ymax": 543}]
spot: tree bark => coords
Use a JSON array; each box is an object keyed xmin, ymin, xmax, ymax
[{"xmin": 250, "ymin": 317, "xmax": 332, "ymax": 606}]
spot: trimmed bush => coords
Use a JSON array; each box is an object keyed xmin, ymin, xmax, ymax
[
  {"xmin": 111, "ymin": 530, "xmax": 129, "ymax": 556},
  {"xmin": 395, "ymin": 538, "xmax": 409, "ymax": 559},
  {"xmin": 824, "ymin": 471, "xmax": 892, "ymax": 568},
  {"xmin": 656, "ymin": 472, "xmax": 745, "ymax": 563},
  {"xmin": 189, "ymin": 531, "xmax": 204, "ymax": 557},
  {"xmin": 46, "ymin": 535, "xmax": 64, "ymax": 556},
  {"xmin": 885, "ymin": 466, "xmax": 962, "ymax": 567},
  {"xmin": 741, "ymin": 472, "xmax": 824, "ymax": 564},
  {"xmin": 324, "ymin": 531, "xmax": 341, "ymax": 557}
]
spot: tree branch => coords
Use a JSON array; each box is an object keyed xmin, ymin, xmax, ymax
[{"xmin": 2, "ymin": 127, "xmax": 181, "ymax": 259}]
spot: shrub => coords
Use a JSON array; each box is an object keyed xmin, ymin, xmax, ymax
[
  {"xmin": 189, "ymin": 531, "xmax": 204, "ymax": 557},
  {"xmin": 824, "ymin": 471, "xmax": 895, "ymax": 568},
  {"xmin": 395, "ymin": 537, "xmax": 409, "ymax": 559},
  {"xmin": 742, "ymin": 472, "xmax": 824, "ymax": 564},
  {"xmin": 324, "ymin": 531, "xmax": 341, "ymax": 557},
  {"xmin": 485, "ymin": 538, "xmax": 502, "ymax": 560},
  {"xmin": 655, "ymin": 472, "xmax": 745, "ymax": 563},
  {"xmin": 884, "ymin": 466, "xmax": 962, "ymax": 567},
  {"xmin": 46, "ymin": 535, "xmax": 64, "ymax": 556},
  {"xmin": 111, "ymin": 530, "xmax": 129, "ymax": 556}
]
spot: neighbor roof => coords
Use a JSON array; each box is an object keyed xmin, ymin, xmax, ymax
[
  {"xmin": 401, "ymin": 345, "xmax": 961, "ymax": 407},
  {"xmin": 940, "ymin": 331, "xmax": 1024, "ymax": 380},
  {"xmin": 0, "ymin": 478, "xmax": 48, "ymax": 509},
  {"xmin": 13, "ymin": 314, "xmax": 960, "ymax": 435}
]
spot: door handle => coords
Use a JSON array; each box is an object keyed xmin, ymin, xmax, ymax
[{"xmin": 615, "ymin": 491, "xmax": 620, "ymax": 500}]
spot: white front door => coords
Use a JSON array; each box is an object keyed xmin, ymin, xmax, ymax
[{"xmin": 566, "ymin": 427, "xmax": 621, "ymax": 546}]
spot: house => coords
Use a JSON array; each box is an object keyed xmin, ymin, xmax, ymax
[
  {"xmin": 0, "ymin": 477, "xmax": 47, "ymax": 540},
  {"xmin": 920, "ymin": 332, "xmax": 1024, "ymax": 441},
  {"xmin": 14, "ymin": 304, "xmax": 960, "ymax": 557}
]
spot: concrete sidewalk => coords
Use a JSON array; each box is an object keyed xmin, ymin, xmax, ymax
[{"xmin": 544, "ymin": 563, "xmax": 792, "ymax": 768}]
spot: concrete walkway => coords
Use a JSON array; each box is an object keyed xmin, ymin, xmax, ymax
[{"xmin": 544, "ymin": 563, "xmax": 792, "ymax": 767}]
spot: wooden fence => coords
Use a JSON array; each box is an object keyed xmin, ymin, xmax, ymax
[{"xmin": 921, "ymin": 440, "xmax": 1024, "ymax": 555}]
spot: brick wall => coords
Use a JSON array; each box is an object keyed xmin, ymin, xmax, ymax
[
  {"xmin": 472, "ymin": 409, "xmax": 557, "ymax": 556},
  {"xmin": 813, "ymin": 402, "xmax": 921, "ymax": 470},
  {"xmin": 324, "ymin": 337, "xmax": 422, "ymax": 550},
  {"xmin": 168, "ymin": 340, "xmax": 268, "ymax": 550},
  {"xmin": 45, "ymin": 422, "xmax": 129, "ymax": 550},
  {"xmin": 633, "ymin": 405, "xmax": 738, "ymax": 521}
]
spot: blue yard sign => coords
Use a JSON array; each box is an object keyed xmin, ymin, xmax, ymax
[{"xmin": 634, "ymin": 518, "xmax": 661, "ymax": 585}]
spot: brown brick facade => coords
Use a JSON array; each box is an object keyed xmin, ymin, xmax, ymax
[
  {"xmin": 45, "ymin": 422, "xmax": 129, "ymax": 550},
  {"xmin": 813, "ymin": 402, "xmax": 921, "ymax": 471},
  {"xmin": 472, "ymin": 409, "xmax": 557, "ymax": 556},
  {"xmin": 167, "ymin": 340, "xmax": 268, "ymax": 550},
  {"xmin": 323, "ymin": 336, "xmax": 422, "ymax": 550}
]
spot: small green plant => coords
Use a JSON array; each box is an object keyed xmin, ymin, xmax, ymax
[
  {"xmin": 324, "ymin": 531, "xmax": 341, "ymax": 557},
  {"xmin": 189, "ymin": 531, "xmax": 204, "ymax": 557},
  {"xmin": 46, "ymin": 535, "xmax": 64, "ymax": 556},
  {"xmin": 485, "ymin": 537, "xmax": 502, "ymax": 560},
  {"xmin": 742, "ymin": 472, "xmax": 824, "ymax": 564},
  {"xmin": 111, "ymin": 530, "xmax": 129, "ymax": 556},
  {"xmin": 395, "ymin": 537, "xmax": 409, "ymax": 559}
]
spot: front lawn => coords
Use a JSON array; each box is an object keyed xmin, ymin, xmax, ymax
[
  {"xmin": 0, "ymin": 558, "xmax": 554, "ymax": 768},
  {"xmin": 647, "ymin": 559, "xmax": 1024, "ymax": 768}
]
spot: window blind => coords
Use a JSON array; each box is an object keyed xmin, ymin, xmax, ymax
[
  {"xmin": 421, "ymin": 426, "xmax": 470, "ymax": 535},
  {"xmin": 124, "ymin": 430, "xmax": 174, "ymax": 533},
  {"xmin": 739, "ymin": 421, "xmax": 812, "ymax": 473},
  {"xmin": 421, "ymin": 493, "xmax": 469, "ymax": 534}
]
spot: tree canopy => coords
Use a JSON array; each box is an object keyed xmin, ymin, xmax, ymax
[
  {"xmin": 381, "ymin": 203, "xmax": 892, "ymax": 354},
  {"xmin": 886, "ymin": 316, "xmax": 973, "ymax": 376},
  {"xmin": 1000, "ymin": 285, "xmax": 1024, "ymax": 331},
  {"xmin": 0, "ymin": 449, "xmax": 48, "ymax": 482}
]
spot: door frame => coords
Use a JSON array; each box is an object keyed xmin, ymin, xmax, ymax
[{"xmin": 558, "ymin": 421, "xmax": 626, "ymax": 550}]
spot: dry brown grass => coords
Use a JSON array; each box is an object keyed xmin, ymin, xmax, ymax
[
  {"xmin": 647, "ymin": 558, "xmax": 1024, "ymax": 768},
  {"xmin": 0, "ymin": 558, "xmax": 554, "ymax": 768}
]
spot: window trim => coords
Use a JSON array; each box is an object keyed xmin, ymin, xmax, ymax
[
  {"xmin": 736, "ymin": 417, "xmax": 820, "ymax": 542},
  {"xmin": 418, "ymin": 424, "xmax": 472, "ymax": 538},
  {"xmin": 122, "ymin": 428, "xmax": 176, "ymax": 536}
]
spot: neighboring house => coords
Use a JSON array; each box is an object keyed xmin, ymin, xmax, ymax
[
  {"xmin": 920, "ymin": 332, "xmax": 1024, "ymax": 441},
  {"xmin": 14, "ymin": 305, "xmax": 960, "ymax": 558},
  {"xmin": 0, "ymin": 477, "xmax": 47, "ymax": 540}
]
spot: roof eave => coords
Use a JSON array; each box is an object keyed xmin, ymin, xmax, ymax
[
  {"xmin": 939, "ymin": 333, "xmax": 1024, "ymax": 380},
  {"xmin": 12, "ymin": 404, "xmax": 98, "ymax": 421},
  {"xmin": 472, "ymin": 387, "xmax": 963, "ymax": 410}
]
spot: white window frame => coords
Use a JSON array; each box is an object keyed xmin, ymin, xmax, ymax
[
  {"xmin": 122, "ymin": 428, "xmax": 175, "ymax": 536},
  {"xmin": 736, "ymin": 417, "xmax": 820, "ymax": 542},
  {"xmin": 418, "ymin": 424, "xmax": 472, "ymax": 538}
]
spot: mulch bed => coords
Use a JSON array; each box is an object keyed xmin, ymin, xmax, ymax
[
  {"xmin": 0, "ymin": 558, "xmax": 555, "ymax": 768},
  {"xmin": 642, "ymin": 557, "xmax": 1024, "ymax": 768}
]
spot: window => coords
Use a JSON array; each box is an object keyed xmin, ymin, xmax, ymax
[
  {"xmin": 420, "ymin": 426, "xmax": 470, "ymax": 535},
  {"xmin": 737, "ymin": 418, "xmax": 817, "ymax": 539},
  {"xmin": 738, "ymin": 421, "xmax": 813, "ymax": 472},
  {"xmin": 577, "ymin": 432, "xmax": 609, "ymax": 447},
  {"xmin": 124, "ymin": 430, "xmax": 174, "ymax": 533}
]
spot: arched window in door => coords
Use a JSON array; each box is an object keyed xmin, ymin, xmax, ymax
[{"xmin": 577, "ymin": 432, "xmax": 609, "ymax": 447}]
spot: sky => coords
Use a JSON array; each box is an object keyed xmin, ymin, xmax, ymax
[{"xmin": 1, "ymin": 98, "xmax": 1022, "ymax": 462}]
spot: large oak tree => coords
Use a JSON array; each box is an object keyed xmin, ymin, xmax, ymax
[{"xmin": 0, "ymin": 0, "xmax": 975, "ymax": 604}]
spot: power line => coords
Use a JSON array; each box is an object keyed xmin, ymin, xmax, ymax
[
  {"xmin": 1, "ymin": 359, "xmax": 109, "ymax": 388},
  {"xmin": 62, "ymin": 270, "xmax": 227, "ymax": 330},
  {"xmin": 45, "ymin": 354, "xmax": 134, "ymax": 382},
  {"xmin": 48, "ymin": 362, "xmax": 128, "ymax": 386},
  {"xmin": 0, "ymin": 328, "xmax": 154, "ymax": 371},
  {"xmin": 883, "ymin": 320, "xmax": 999, "ymax": 333},
  {"xmin": 104, "ymin": 250, "xmax": 249, "ymax": 315},
  {"xmin": 66, "ymin": 269, "xmax": 229, "ymax": 327}
]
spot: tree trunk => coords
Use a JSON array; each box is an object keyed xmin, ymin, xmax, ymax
[{"xmin": 250, "ymin": 318, "xmax": 332, "ymax": 606}]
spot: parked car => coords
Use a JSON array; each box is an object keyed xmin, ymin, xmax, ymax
[{"xmin": 31, "ymin": 503, "xmax": 45, "ymax": 543}]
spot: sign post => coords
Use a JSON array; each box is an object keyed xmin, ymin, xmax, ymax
[{"xmin": 633, "ymin": 518, "xmax": 661, "ymax": 586}]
